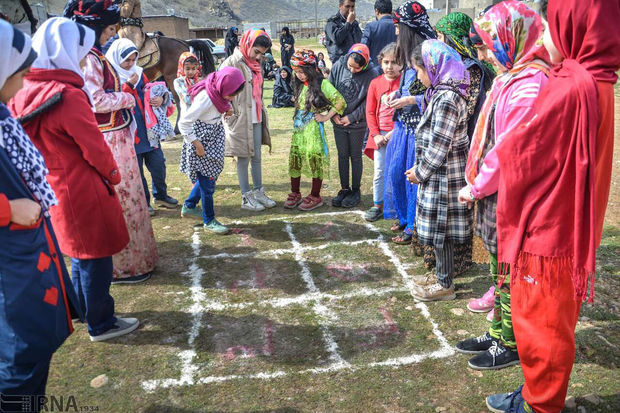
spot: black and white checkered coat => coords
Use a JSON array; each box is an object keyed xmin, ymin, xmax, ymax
[{"xmin": 413, "ymin": 90, "xmax": 473, "ymax": 248}]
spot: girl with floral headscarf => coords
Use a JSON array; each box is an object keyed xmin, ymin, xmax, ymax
[
  {"xmin": 284, "ymin": 49, "xmax": 346, "ymax": 211},
  {"xmin": 405, "ymin": 39, "xmax": 471, "ymax": 303},
  {"xmin": 455, "ymin": 0, "xmax": 550, "ymax": 372},
  {"xmin": 174, "ymin": 52, "xmax": 203, "ymax": 117},
  {"xmin": 220, "ymin": 29, "xmax": 276, "ymax": 212}
]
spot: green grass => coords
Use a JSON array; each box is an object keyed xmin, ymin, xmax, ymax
[{"xmin": 44, "ymin": 39, "xmax": 620, "ymax": 413}]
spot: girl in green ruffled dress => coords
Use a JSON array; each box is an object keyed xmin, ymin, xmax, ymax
[{"xmin": 284, "ymin": 49, "xmax": 346, "ymax": 211}]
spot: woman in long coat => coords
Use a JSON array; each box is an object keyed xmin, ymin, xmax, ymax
[{"xmin": 280, "ymin": 27, "xmax": 295, "ymax": 67}]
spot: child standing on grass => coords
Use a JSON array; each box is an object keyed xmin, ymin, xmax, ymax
[
  {"xmin": 317, "ymin": 52, "xmax": 327, "ymax": 69},
  {"xmin": 406, "ymin": 40, "xmax": 472, "ymax": 302},
  {"xmin": 174, "ymin": 52, "xmax": 202, "ymax": 118},
  {"xmin": 178, "ymin": 67, "xmax": 246, "ymax": 234},
  {"xmin": 363, "ymin": 43, "xmax": 402, "ymax": 222},
  {"xmin": 284, "ymin": 49, "xmax": 346, "ymax": 211}
]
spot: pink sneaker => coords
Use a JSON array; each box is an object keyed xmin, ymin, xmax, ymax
[
  {"xmin": 467, "ymin": 285, "xmax": 495, "ymax": 313},
  {"xmin": 486, "ymin": 309, "xmax": 494, "ymax": 322}
]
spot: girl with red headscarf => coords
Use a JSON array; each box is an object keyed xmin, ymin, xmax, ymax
[
  {"xmin": 220, "ymin": 29, "xmax": 276, "ymax": 212},
  {"xmin": 484, "ymin": 0, "xmax": 620, "ymax": 412}
]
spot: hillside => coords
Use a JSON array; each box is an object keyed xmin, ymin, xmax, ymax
[{"xmin": 43, "ymin": 0, "xmax": 377, "ymax": 27}]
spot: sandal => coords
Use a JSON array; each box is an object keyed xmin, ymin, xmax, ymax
[
  {"xmin": 284, "ymin": 192, "xmax": 302, "ymax": 209},
  {"xmin": 391, "ymin": 221, "xmax": 406, "ymax": 232},
  {"xmin": 392, "ymin": 231, "xmax": 413, "ymax": 245},
  {"xmin": 298, "ymin": 195, "xmax": 324, "ymax": 211}
]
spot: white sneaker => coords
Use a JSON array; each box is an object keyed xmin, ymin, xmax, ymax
[
  {"xmin": 241, "ymin": 192, "xmax": 265, "ymax": 211},
  {"xmin": 90, "ymin": 317, "xmax": 140, "ymax": 342},
  {"xmin": 252, "ymin": 187, "xmax": 276, "ymax": 208}
]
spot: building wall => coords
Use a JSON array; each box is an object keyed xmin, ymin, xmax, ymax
[{"xmin": 142, "ymin": 16, "xmax": 191, "ymax": 40}]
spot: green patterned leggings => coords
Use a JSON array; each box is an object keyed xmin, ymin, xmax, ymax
[{"xmin": 488, "ymin": 253, "xmax": 516, "ymax": 349}]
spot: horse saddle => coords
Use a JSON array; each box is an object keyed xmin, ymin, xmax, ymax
[{"xmin": 138, "ymin": 35, "xmax": 161, "ymax": 70}]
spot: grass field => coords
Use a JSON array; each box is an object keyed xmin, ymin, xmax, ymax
[{"xmin": 46, "ymin": 40, "xmax": 620, "ymax": 413}]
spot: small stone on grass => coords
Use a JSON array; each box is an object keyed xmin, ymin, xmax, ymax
[
  {"xmin": 90, "ymin": 374, "xmax": 108, "ymax": 389},
  {"xmin": 450, "ymin": 308, "xmax": 465, "ymax": 316}
]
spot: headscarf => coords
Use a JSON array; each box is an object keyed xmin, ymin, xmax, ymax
[
  {"xmin": 435, "ymin": 12, "xmax": 476, "ymax": 59},
  {"xmin": 31, "ymin": 17, "xmax": 95, "ymax": 81},
  {"xmin": 495, "ymin": 0, "xmax": 620, "ymax": 303},
  {"xmin": 239, "ymin": 29, "xmax": 269, "ymax": 121},
  {"xmin": 177, "ymin": 51, "xmax": 202, "ymax": 89},
  {"xmin": 63, "ymin": 0, "xmax": 120, "ymax": 37},
  {"xmin": 291, "ymin": 49, "xmax": 317, "ymax": 67},
  {"xmin": 105, "ymin": 38, "xmax": 144, "ymax": 84},
  {"xmin": 393, "ymin": 1, "xmax": 435, "ymax": 40},
  {"xmin": 473, "ymin": 0, "xmax": 548, "ymax": 71},
  {"xmin": 465, "ymin": 0, "xmax": 549, "ymax": 186},
  {"xmin": 346, "ymin": 43, "xmax": 371, "ymax": 71},
  {"xmin": 188, "ymin": 66, "xmax": 245, "ymax": 114},
  {"xmin": 0, "ymin": 20, "xmax": 57, "ymax": 213},
  {"xmin": 419, "ymin": 40, "xmax": 469, "ymax": 110}
]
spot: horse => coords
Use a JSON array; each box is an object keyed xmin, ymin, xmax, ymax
[{"xmin": 140, "ymin": 37, "xmax": 215, "ymax": 132}]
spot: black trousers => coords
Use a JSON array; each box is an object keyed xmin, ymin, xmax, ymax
[{"xmin": 333, "ymin": 127, "xmax": 366, "ymax": 190}]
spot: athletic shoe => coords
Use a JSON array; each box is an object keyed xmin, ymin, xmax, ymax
[
  {"xmin": 90, "ymin": 317, "xmax": 140, "ymax": 342},
  {"xmin": 253, "ymin": 187, "xmax": 276, "ymax": 208},
  {"xmin": 455, "ymin": 331, "xmax": 496, "ymax": 354},
  {"xmin": 298, "ymin": 195, "xmax": 324, "ymax": 211},
  {"xmin": 154, "ymin": 195, "xmax": 179, "ymax": 209},
  {"xmin": 487, "ymin": 309, "xmax": 494, "ymax": 322},
  {"xmin": 467, "ymin": 285, "xmax": 496, "ymax": 313},
  {"xmin": 413, "ymin": 271, "xmax": 436, "ymax": 287},
  {"xmin": 241, "ymin": 192, "xmax": 265, "ymax": 211},
  {"xmin": 411, "ymin": 282, "xmax": 456, "ymax": 302},
  {"xmin": 111, "ymin": 273, "xmax": 152, "ymax": 285},
  {"xmin": 284, "ymin": 192, "xmax": 303, "ymax": 209},
  {"xmin": 332, "ymin": 188, "xmax": 351, "ymax": 207},
  {"xmin": 342, "ymin": 189, "xmax": 361, "ymax": 208},
  {"xmin": 364, "ymin": 206, "xmax": 383, "ymax": 222},
  {"xmin": 486, "ymin": 385, "xmax": 531, "ymax": 413},
  {"xmin": 181, "ymin": 205, "xmax": 203, "ymax": 220},
  {"xmin": 468, "ymin": 341, "xmax": 520, "ymax": 370},
  {"xmin": 203, "ymin": 219, "xmax": 230, "ymax": 235}
]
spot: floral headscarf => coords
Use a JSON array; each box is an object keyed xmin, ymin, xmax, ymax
[
  {"xmin": 177, "ymin": 51, "xmax": 202, "ymax": 90},
  {"xmin": 346, "ymin": 43, "xmax": 370, "ymax": 71},
  {"xmin": 473, "ymin": 0, "xmax": 548, "ymax": 71},
  {"xmin": 435, "ymin": 12, "xmax": 476, "ymax": 60},
  {"xmin": 420, "ymin": 39, "xmax": 470, "ymax": 110},
  {"xmin": 394, "ymin": 1, "xmax": 435, "ymax": 40},
  {"xmin": 291, "ymin": 49, "xmax": 317, "ymax": 67}
]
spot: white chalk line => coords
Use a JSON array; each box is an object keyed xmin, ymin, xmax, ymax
[{"xmin": 142, "ymin": 211, "xmax": 455, "ymax": 392}]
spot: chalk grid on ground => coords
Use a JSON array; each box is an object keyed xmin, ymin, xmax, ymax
[{"xmin": 142, "ymin": 211, "xmax": 455, "ymax": 392}]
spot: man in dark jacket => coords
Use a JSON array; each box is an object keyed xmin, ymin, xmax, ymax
[
  {"xmin": 361, "ymin": 0, "xmax": 397, "ymax": 66},
  {"xmin": 324, "ymin": 0, "xmax": 363, "ymax": 63}
]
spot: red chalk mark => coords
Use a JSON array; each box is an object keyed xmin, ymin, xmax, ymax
[
  {"xmin": 232, "ymin": 228, "xmax": 254, "ymax": 246},
  {"xmin": 326, "ymin": 263, "xmax": 370, "ymax": 282},
  {"xmin": 223, "ymin": 319, "xmax": 275, "ymax": 360},
  {"xmin": 357, "ymin": 307, "xmax": 401, "ymax": 349},
  {"xmin": 315, "ymin": 221, "xmax": 337, "ymax": 240},
  {"xmin": 230, "ymin": 263, "xmax": 267, "ymax": 293}
]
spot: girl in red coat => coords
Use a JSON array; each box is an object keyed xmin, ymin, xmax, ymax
[{"xmin": 10, "ymin": 17, "xmax": 139, "ymax": 343}]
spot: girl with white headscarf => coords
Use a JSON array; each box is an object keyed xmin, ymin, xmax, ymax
[
  {"xmin": 0, "ymin": 19, "xmax": 82, "ymax": 400},
  {"xmin": 10, "ymin": 17, "xmax": 141, "ymax": 343},
  {"xmin": 65, "ymin": 1, "xmax": 158, "ymax": 285},
  {"xmin": 106, "ymin": 38, "xmax": 178, "ymax": 213}
]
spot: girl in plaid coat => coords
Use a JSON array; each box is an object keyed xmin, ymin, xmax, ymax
[{"xmin": 406, "ymin": 40, "xmax": 473, "ymax": 302}]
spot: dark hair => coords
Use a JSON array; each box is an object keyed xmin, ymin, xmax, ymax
[
  {"xmin": 348, "ymin": 52, "xmax": 366, "ymax": 68},
  {"xmin": 184, "ymin": 57, "xmax": 199, "ymax": 66},
  {"xmin": 339, "ymin": 0, "xmax": 355, "ymax": 5},
  {"xmin": 292, "ymin": 66, "xmax": 331, "ymax": 113},
  {"xmin": 254, "ymin": 35, "xmax": 272, "ymax": 49},
  {"xmin": 397, "ymin": 23, "xmax": 425, "ymax": 67},
  {"xmin": 540, "ymin": 0, "xmax": 548, "ymax": 20},
  {"xmin": 317, "ymin": 52, "xmax": 324, "ymax": 59},
  {"xmin": 377, "ymin": 42, "xmax": 400, "ymax": 65},
  {"xmin": 231, "ymin": 82, "xmax": 245, "ymax": 96},
  {"xmin": 411, "ymin": 44, "xmax": 424, "ymax": 69},
  {"xmin": 374, "ymin": 0, "xmax": 392, "ymax": 14}
]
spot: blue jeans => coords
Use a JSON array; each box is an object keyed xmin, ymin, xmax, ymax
[
  {"xmin": 136, "ymin": 147, "xmax": 168, "ymax": 205},
  {"xmin": 70, "ymin": 257, "xmax": 117, "ymax": 337},
  {"xmin": 0, "ymin": 355, "xmax": 52, "ymax": 411},
  {"xmin": 184, "ymin": 173, "xmax": 216, "ymax": 224}
]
